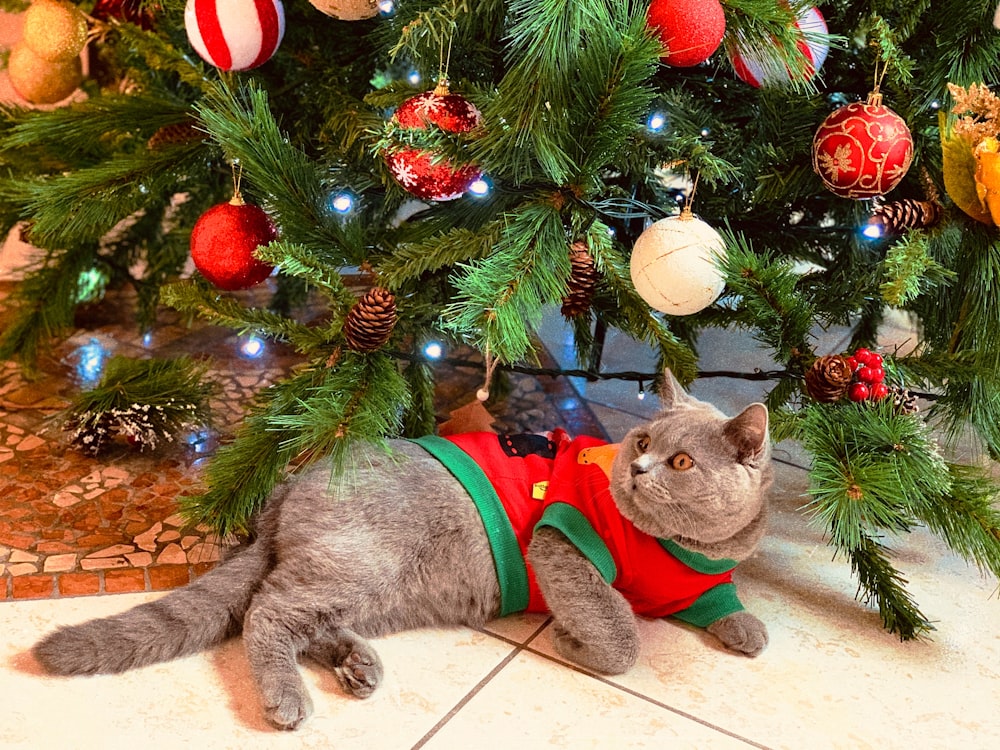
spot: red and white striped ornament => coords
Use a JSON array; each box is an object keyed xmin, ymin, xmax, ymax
[
  {"xmin": 184, "ymin": 0, "xmax": 285, "ymax": 72},
  {"xmin": 729, "ymin": 6, "xmax": 828, "ymax": 88}
]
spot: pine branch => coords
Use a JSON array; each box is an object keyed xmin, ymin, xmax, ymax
[
  {"xmin": 866, "ymin": 14, "xmax": 916, "ymax": 88},
  {"xmin": 880, "ymin": 230, "xmax": 956, "ymax": 307},
  {"xmin": 0, "ymin": 93, "xmax": 193, "ymax": 163},
  {"xmin": 718, "ymin": 231, "xmax": 815, "ymax": 366},
  {"xmin": 723, "ymin": 0, "xmax": 841, "ymax": 96},
  {"xmin": 266, "ymin": 351, "xmax": 411, "ymax": 462},
  {"xmin": 472, "ymin": 0, "xmax": 653, "ymax": 184},
  {"xmin": 849, "ymin": 534, "xmax": 934, "ymax": 641},
  {"xmin": 378, "ymin": 224, "xmax": 500, "ymax": 289},
  {"xmin": 254, "ymin": 240, "xmax": 356, "ymax": 307},
  {"xmin": 0, "ymin": 246, "xmax": 97, "ymax": 369},
  {"xmin": 1, "ymin": 142, "xmax": 208, "ymax": 246},
  {"xmin": 110, "ymin": 22, "xmax": 217, "ymax": 94},
  {"xmin": 914, "ymin": 463, "xmax": 1000, "ymax": 579},
  {"xmin": 160, "ymin": 280, "xmax": 330, "ymax": 354},
  {"xmin": 401, "ymin": 358, "xmax": 437, "ymax": 437},
  {"xmin": 444, "ymin": 199, "xmax": 568, "ymax": 362},
  {"xmin": 567, "ymin": 10, "xmax": 660, "ymax": 189},
  {"xmin": 180, "ymin": 368, "xmax": 324, "ymax": 536}
]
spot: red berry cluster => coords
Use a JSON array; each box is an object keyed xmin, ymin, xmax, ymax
[{"xmin": 844, "ymin": 348, "xmax": 889, "ymax": 402}]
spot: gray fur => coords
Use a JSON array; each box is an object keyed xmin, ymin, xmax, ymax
[{"xmin": 33, "ymin": 369, "xmax": 772, "ymax": 729}]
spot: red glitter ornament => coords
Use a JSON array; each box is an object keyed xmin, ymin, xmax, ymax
[
  {"xmin": 190, "ymin": 194, "xmax": 277, "ymax": 291},
  {"xmin": 383, "ymin": 80, "xmax": 483, "ymax": 202},
  {"xmin": 812, "ymin": 92, "xmax": 914, "ymax": 199},
  {"xmin": 646, "ymin": 0, "xmax": 726, "ymax": 67},
  {"xmin": 91, "ymin": 0, "xmax": 157, "ymax": 29}
]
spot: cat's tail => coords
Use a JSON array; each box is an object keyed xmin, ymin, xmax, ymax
[{"xmin": 32, "ymin": 537, "xmax": 270, "ymax": 675}]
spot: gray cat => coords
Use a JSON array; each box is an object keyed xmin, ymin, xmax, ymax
[{"xmin": 33, "ymin": 370, "xmax": 772, "ymax": 730}]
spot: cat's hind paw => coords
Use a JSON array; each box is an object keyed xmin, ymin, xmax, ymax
[
  {"xmin": 261, "ymin": 683, "xmax": 314, "ymax": 731},
  {"xmin": 707, "ymin": 611, "xmax": 768, "ymax": 657},
  {"xmin": 334, "ymin": 649, "xmax": 383, "ymax": 698}
]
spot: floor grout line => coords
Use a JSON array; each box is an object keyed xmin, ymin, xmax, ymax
[
  {"xmin": 409, "ymin": 618, "xmax": 553, "ymax": 750},
  {"xmin": 516, "ymin": 643, "xmax": 775, "ymax": 750}
]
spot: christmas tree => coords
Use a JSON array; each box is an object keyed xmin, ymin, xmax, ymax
[{"xmin": 2, "ymin": 0, "xmax": 1000, "ymax": 641}]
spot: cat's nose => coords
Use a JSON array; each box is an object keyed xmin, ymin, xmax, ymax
[{"xmin": 630, "ymin": 461, "xmax": 647, "ymax": 477}]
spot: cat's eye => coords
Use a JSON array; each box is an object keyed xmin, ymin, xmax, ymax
[
  {"xmin": 636, "ymin": 435, "xmax": 650, "ymax": 453},
  {"xmin": 669, "ymin": 452, "xmax": 694, "ymax": 471}
]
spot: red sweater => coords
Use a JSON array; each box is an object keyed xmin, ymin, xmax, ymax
[{"xmin": 413, "ymin": 432, "xmax": 745, "ymax": 626}]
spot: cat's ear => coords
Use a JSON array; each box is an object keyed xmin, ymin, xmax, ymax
[
  {"xmin": 658, "ymin": 368, "xmax": 694, "ymax": 409},
  {"xmin": 724, "ymin": 403, "xmax": 769, "ymax": 464}
]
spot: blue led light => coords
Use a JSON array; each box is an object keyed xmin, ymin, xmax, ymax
[
  {"xmin": 74, "ymin": 339, "xmax": 109, "ymax": 384},
  {"xmin": 377, "ymin": 0, "xmax": 394, "ymax": 15},
  {"xmin": 407, "ymin": 70, "xmax": 421, "ymax": 86},
  {"xmin": 647, "ymin": 112, "xmax": 666, "ymax": 132},
  {"xmin": 328, "ymin": 191, "xmax": 355, "ymax": 215},
  {"xmin": 468, "ymin": 177, "xmax": 491, "ymax": 197},
  {"xmin": 239, "ymin": 335, "xmax": 266, "ymax": 358},
  {"xmin": 423, "ymin": 341, "xmax": 443, "ymax": 360},
  {"xmin": 862, "ymin": 223, "xmax": 884, "ymax": 240}
]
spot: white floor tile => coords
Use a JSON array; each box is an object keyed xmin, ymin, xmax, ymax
[{"xmin": 422, "ymin": 650, "xmax": 756, "ymax": 749}]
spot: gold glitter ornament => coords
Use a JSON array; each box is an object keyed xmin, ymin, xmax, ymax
[
  {"xmin": 8, "ymin": 42, "xmax": 83, "ymax": 104},
  {"xmin": 308, "ymin": 0, "xmax": 379, "ymax": 21},
  {"xmin": 22, "ymin": 0, "xmax": 89, "ymax": 63}
]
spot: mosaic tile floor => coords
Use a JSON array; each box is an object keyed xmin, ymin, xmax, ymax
[{"xmin": 0, "ymin": 280, "xmax": 602, "ymax": 601}]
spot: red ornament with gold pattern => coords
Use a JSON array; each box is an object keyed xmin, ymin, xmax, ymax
[
  {"xmin": 383, "ymin": 80, "xmax": 483, "ymax": 202},
  {"xmin": 811, "ymin": 91, "xmax": 914, "ymax": 199}
]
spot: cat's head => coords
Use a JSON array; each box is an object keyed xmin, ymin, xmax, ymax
[{"xmin": 609, "ymin": 370, "xmax": 772, "ymax": 562}]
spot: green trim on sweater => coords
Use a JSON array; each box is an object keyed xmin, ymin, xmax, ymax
[
  {"xmin": 410, "ymin": 435, "xmax": 529, "ymax": 616},
  {"xmin": 658, "ymin": 538, "xmax": 737, "ymax": 575},
  {"xmin": 535, "ymin": 502, "xmax": 618, "ymax": 584},
  {"xmin": 671, "ymin": 583, "xmax": 745, "ymax": 628}
]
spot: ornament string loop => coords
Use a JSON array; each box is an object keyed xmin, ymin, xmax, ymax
[{"xmin": 476, "ymin": 345, "xmax": 500, "ymax": 402}]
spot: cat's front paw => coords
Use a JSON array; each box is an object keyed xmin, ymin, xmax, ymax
[
  {"xmin": 707, "ymin": 611, "xmax": 768, "ymax": 657},
  {"xmin": 551, "ymin": 623, "xmax": 638, "ymax": 675}
]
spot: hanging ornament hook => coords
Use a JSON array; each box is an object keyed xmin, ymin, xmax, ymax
[
  {"xmin": 230, "ymin": 161, "xmax": 245, "ymax": 206},
  {"xmin": 436, "ymin": 28, "xmax": 456, "ymax": 95}
]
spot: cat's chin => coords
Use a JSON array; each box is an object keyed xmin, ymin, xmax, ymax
[{"xmin": 669, "ymin": 506, "xmax": 768, "ymax": 562}]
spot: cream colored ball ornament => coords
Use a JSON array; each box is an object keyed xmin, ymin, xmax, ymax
[
  {"xmin": 308, "ymin": 0, "xmax": 380, "ymax": 20},
  {"xmin": 629, "ymin": 210, "xmax": 727, "ymax": 315}
]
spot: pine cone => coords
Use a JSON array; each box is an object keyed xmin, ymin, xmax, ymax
[
  {"xmin": 887, "ymin": 384, "xmax": 920, "ymax": 415},
  {"xmin": 804, "ymin": 354, "xmax": 854, "ymax": 403},
  {"xmin": 147, "ymin": 122, "xmax": 203, "ymax": 151},
  {"xmin": 561, "ymin": 240, "xmax": 599, "ymax": 318},
  {"xmin": 343, "ymin": 287, "xmax": 397, "ymax": 352},
  {"xmin": 867, "ymin": 198, "xmax": 942, "ymax": 237}
]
